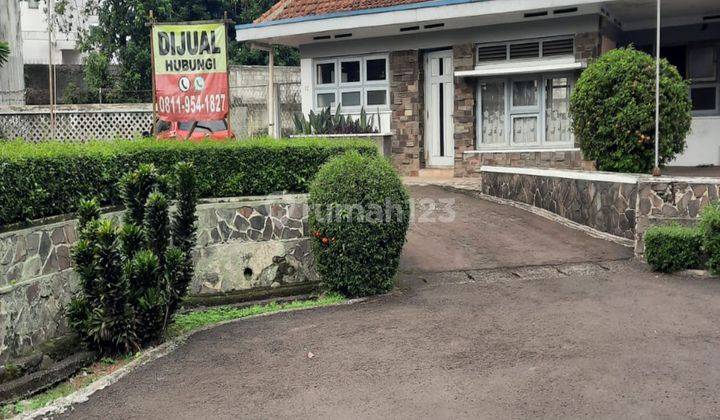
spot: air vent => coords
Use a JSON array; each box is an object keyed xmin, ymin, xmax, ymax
[
  {"xmin": 313, "ymin": 35, "xmax": 331, "ymax": 41},
  {"xmin": 542, "ymin": 38, "xmax": 574, "ymax": 57},
  {"xmin": 524, "ymin": 11, "xmax": 548, "ymax": 18},
  {"xmin": 553, "ymin": 7, "xmax": 578, "ymax": 15},
  {"xmin": 509, "ymin": 42, "xmax": 540, "ymax": 59},
  {"xmin": 424, "ymin": 23, "xmax": 445, "ymax": 29},
  {"xmin": 477, "ymin": 45, "xmax": 508, "ymax": 62},
  {"xmin": 400, "ymin": 26, "xmax": 420, "ymax": 32},
  {"xmin": 334, "ymin": 33, "xmax": 352, "ymax": 39},
  {"xmin": 703, "ymin": 14, "xmax": 720, "ymax": 21}
]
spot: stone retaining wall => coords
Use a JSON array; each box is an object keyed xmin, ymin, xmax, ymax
[
  {"xmin": 482, "ymin": 167, "xmax": 637, "ymax": 240},
  {"xmin": 0, "ymin": 195, "xmax": 315, "ymax": 365},
  {"xmin": 459, "ymin": 149, "xmax": 594, "ymax": 177}
]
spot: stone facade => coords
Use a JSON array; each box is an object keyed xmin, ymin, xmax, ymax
[
  {"xmin": 482, "ymin": 170, "xmax": 638, "ymax": 240},
  {"xmin": 635, "ymin": 180, "xmax": 720, "ymax": 255},
  {"xmin": 453, "ymin": 44, "xmax": 477, "ymax": 177},
  {"xmin": 0, "ymin": 195, "xmax": 315, "ymax": 365},
  {"xmin": 459, "ymin": 150, "xmax": 595, "ymax": 176},
  {"xmin": 390, "ymin": 50, "xmax": 423, "ymax": 176},
  {"xmin": 575, "ymin": 31, "xmax": 601, "ymax": 61}
]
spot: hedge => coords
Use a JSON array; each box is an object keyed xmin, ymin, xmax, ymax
[
  {"xmin": 0, "ymin": 138, "xmax": 378, "ymax": 226},
  {"xmin": 644, "ymin": 224, "xmax": 703, "ymax": 273},
  {"xmin": 308, "ymin": 151, "xmax": 410, "ymax": 297},
  {"xmin": 700, "ymin": 202, "xmax": 720, "ymax": 274}
]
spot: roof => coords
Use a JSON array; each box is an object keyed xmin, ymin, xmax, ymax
[{"xmin": 255, "ymin": 0, "xmax": 434, "ymax": 23}]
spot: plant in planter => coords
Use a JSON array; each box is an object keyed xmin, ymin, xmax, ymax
[
  {"xmin": 294, "ymin": 105, "xmax": 379, "ymax": 135},
  {"xmin": 67, "ymin": 163, "xmax": 198, "ymax": 355},
  {"xmin": 308, "ymin": 151, "xmax": 410, "ymax": 297}
]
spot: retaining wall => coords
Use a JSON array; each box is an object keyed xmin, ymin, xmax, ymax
[{"xmin": 0, "ymin": 194, "xmax": 315, "ymax": 366}]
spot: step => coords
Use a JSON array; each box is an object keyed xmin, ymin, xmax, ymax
[{"xmin": 418, "ymin": 168, "xmax": 455, "ymax": 179}]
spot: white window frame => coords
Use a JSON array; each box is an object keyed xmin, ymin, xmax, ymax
[
  {"xmin": 476, "ymin": 72, "xmax": 575, "ymax": 150},
  {"xmin": 313, "ymin": 54, "xmax": 390, "ymax": 111},
  {"xmin": 688, "ymin": 44, "xmax": 720, "ymax": 117}
]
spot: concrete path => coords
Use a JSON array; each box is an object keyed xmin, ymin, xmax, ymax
[{"xmin": 55, "ymin": 187, "xmax": 720, "ymax": 419}]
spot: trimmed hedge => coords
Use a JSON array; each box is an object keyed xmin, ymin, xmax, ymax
[
  {"xmin": 309, "ymin": 151, "xmax": 410, "ymax": 297},
  {"xmin": 644, "ymin": 224, "xmax": 703, "ymax": 273},
  {"xmin": 0, "ymin": 138, "xmax": 377, "ymax": 226},
  {"xmin": 700, "ymin": 202, "xmax": 720, "ymax": 274}
]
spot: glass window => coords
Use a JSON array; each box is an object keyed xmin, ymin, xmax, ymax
[
  {"xmin": 367, "ymin": 90, "xmax": 387, "ymax": 106},
  {"xmin": 689, "ymin": 46, "xmax": 717, "ymax": 82},
  {"xmin": 341, "ymin": 61, "xmax": 360, "ymax": 83},
  {"xmin": 317, "ymin": 92, "xmax": 335, "ymax": 108},
  {"xmin": 366, "ymin": 59, "xmax": 387, "ymax": 81},
  {"xmin": 480, "ymin": 81, "xmax": 506, "ymax": 145},
  {"xmin": 512, "ymin": 80, "xmax": 539, "ymax": 108},
  {"xmin": 341, "ymin": 91, "xmax": 361, "ymax": 107},
  {"xmin": 316, "ymin": 63, "xmax": 335, "ymax": 85},
  {"xmin": 545, "ymin": 78, "xmax": 572, "ymax": 143},
  {"xmin": 691, "ymin": 87, "xmax": 717, "ymax": 111},
  {"xmin": 512, "ymin": 116, "xmax": 539, "ymax": 144}
]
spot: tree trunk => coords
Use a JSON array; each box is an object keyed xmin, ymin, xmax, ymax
[{"xmin": 0, "ymin": 0, "xmax": 26, "ymax": 105}]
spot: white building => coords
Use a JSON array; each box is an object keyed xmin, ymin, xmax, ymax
[{"xmin": 20, "ymin": 0, "xmax": 97, "ymax": 65}]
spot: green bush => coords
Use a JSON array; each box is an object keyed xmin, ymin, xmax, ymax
[
  {"xmin": 570, "ymin": 47, "xmax": 692, "ymax": 173},
  {"xmin": 308, "ymin": 151, "xmax": 410, "ymax": 297},
  {"xmin": 0, "ymin": 137, "xmax": 377, "ymax": 226},
  {"xmin": 67, "ymin": 163, "xmax": 198, "ymax": 355},
  {"xmin": 645, "ymin": 224, "xmax": 703, "ymax": 273},
  {"xmin": 700, "ymin": 202, "xmax": 720, "ymax": 274}
]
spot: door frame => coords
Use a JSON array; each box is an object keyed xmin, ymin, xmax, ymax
[{"xmin": 423, "ymin": 49, "xmax": 455, "ymax": 168}]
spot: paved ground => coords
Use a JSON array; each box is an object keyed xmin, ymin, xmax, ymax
[{"xmin": 55, "ymin": 186, "xmax": 720, "ymax": 419}]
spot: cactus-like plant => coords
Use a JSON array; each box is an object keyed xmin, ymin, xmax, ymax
[{"xmin": 293, "ymin": 105, "xmax": 378, "ymax": 135}]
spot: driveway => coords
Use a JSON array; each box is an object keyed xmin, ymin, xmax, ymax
[{"xmin": 55, "ymin": 186, "xmax": 720, "ymax": 419}]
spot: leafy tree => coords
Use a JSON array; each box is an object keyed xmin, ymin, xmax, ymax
[
  {"xmin": 66, "ymin": 0, "xmax": 299, "ymax": 102},
  {"xmin": 0, "ymin": 41, "xmax": 9, "ymax": 68}
]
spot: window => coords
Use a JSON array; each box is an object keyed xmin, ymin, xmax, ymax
[
  {"xmin": 477, "ymin": 37, "xmax": 574, "ymax": 64},
  {"xmin": 477, "ymin": 74, "xmax": 574, "ymax": 149},
  {"xmin": 655, "ymin": 43, "xmax": 720, "ymax": 115},
  {"xmin": 313, "ymin": 55, "xmax": 389, "ymax": 110}
]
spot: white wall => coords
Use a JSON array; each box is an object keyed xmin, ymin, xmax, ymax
[{"xmin": 670, "ymin": 117, "xmax": 720, "ymax": 167}]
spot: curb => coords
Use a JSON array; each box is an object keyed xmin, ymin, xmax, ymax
[{"xmin": 15, "ymin": 298, "xmax": 365, "ymax": 420}]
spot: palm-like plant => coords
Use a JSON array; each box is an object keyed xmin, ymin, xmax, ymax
[{"xmin": 0, "ymin": 41, "xmax": 9, "ymax": 68}]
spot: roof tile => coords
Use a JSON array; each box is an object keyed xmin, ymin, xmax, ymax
[{"xmin": 255, "ymin": 0, "xmax": 434, "ymax": 23}]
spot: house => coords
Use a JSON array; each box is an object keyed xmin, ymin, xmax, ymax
[{"xmin": 235, "ymin": 0, "xmax": 720, "ymax": 176}]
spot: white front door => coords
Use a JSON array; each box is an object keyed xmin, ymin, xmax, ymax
[{"xmin": 424, "ymin": 50, "xmax": 455, "ymax": 167}]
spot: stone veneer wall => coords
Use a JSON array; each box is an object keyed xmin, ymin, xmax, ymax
[
  {"xmin": 635, "ymin": 179, "xmax": 720, "ymax": 255},
  {"xmin": 453, "ymin": 44, "xmax": 476, "ymax": 177},
  {"xmin": 481, "ymin": 168, "xmax": 638, "ymax": 240},
  {"xmin": 459, "ymin": 150, "xmax": 595, "ymax": 177},
  {"xmin": 0, "ymin": 195, "xmax": 315, "ymax": 364},
  {"xmin": 390, "ymin": 50, "xmax": 423, "ymax": 176}
]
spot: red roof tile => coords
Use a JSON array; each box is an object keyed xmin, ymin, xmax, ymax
[{"xmin": 255, "ymin": 0, "xmax": 434, "ymax": 23}]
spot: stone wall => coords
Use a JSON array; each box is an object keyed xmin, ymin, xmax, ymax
[
  {"xmin": 481, "ymin": 167, "xmax": 638, "ymax": 240},
  {"xmin": 635, "ymin": 179, "xmax": 720, "ymax": 255},
  {"xmin": 459, "ymin": 150, "xmax": 595, "ymax": 176},
  {"xmin": 453, "ymin": 44, "xmax": 477, "ymax": 178},
  {"xmin": 390, "ymin": 50, "xmax": 423, "ymax": 176},
  {"xmin": 0, "ymin": 195, "xmax": 315, "ymax": 365}
]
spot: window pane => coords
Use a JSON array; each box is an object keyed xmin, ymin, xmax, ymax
[
  {"xmin": 366, "ymin": 59, "xmax": 387, "ymax": 81},
  {"xmin": 512, "ymin": 116, "xmax": 538, "ymax": 144},
  {"xmin": 367, "ymin": 90, "xmax": 387, "ymax": 106},
  {"xmin": 691, "ymin": 87, "xmax": 717, "ymax": 111},
  {"xmin": 316, "ymin": 63, "xmax": 335, "ymax": 85},
  {"xmin": 689, "ymin": 46, "xmax": 717, "ymax": 81},
  {"xmin": 317, "ymin": 92, "xmax": 336, "ymax": 108},
  {"xmin": 545, "ymin": 78, "xmax": 572, "ymax": 143},
  {"xmin": 341, "ymin": 61, "xmax": 360, "ymax": 83},
  {"xmin": 341, "ymin": 91, "xmax": 361, "ymax": 107},
  {"xmin": 512, "ymin": 80, "xmax": 538, "ymax": 107},
  {"xmin": 480, "ymin": 81, "xmax": 506, "ymax": 145}
]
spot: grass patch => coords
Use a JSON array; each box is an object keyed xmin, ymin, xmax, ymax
[
  {"xmin": 0, "ymin": 294, "xmax": 347, "ymax": 418},
  {"xmin": 0, "ymin": 355, "xmax": 135, "ymax": 419},
  {"xmin": 166, "ymin": 293, "xmax": 347, "ymax": 339}
]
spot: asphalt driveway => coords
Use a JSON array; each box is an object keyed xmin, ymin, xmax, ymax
[{"xmin": 55, "ymin": 186, "xmax": 720, "ymax": 419}]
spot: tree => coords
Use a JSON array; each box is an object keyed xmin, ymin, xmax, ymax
[
  {"xmin": 570, "ymin": 47, "xmax": 692, "ymax": 173},
  {"xmin": 66, "ymin": 0, "xmax": 299, "ymax": 102}
]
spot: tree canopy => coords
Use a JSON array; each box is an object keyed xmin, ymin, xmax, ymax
[
  {"xmin": 61, "ymin": 0, "xmax": 298, "ymax": 102},
  {"xmin": 0, "ymin": 41, "xmax": 9, "ymax": 68}
]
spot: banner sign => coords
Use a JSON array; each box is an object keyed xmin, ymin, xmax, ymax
[{"xmin": 151, "ymin": 22, "xmax": 229, "ymax": 122}]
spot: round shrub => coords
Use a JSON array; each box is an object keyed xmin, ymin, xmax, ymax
[
  {"xmin": 570, "ymin": 47, "xmax": 692, "ymax": 173},
  {"xmin": 309, "ymin": 151, "xmax": 410, "ymax": 297}
]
